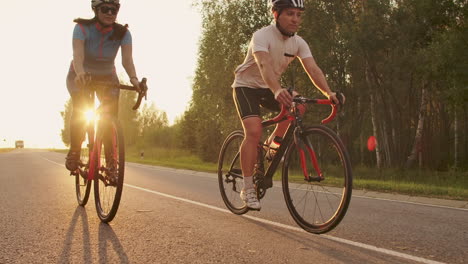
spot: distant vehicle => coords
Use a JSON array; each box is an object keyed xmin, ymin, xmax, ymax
[{"xmin": 15, "ymin": 140, "xmax": 24, "ymax": 148}]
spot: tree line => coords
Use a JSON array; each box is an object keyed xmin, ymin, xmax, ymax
[
  {"xmin": 179, "ymin": 0, "xmax": 467, "ymax": 170},
  {"xmin": 62, "ymin": 0, "xmax": 467, "ymax": 171}
]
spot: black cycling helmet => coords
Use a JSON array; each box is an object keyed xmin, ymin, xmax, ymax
[{"xmin": 271, "ymin": 0, "xmax": 305, "ymax": 12}]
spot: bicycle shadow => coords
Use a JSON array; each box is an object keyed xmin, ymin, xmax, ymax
[
  {"xmin": 58, "ymin": 206, "xmax": 92, "ymax": 263},
  {"xmin": 58, "ymin": 206, "xmax": 129, "ymax": 263},
  {"xmin": 98, "ymin": 222, "xmax": 129, "ymax": 264}
]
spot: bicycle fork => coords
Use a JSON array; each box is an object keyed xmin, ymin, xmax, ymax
[
  {"xmin": 294, "ymin": 128, "xmax": 324, "ymax": 182},
  {"xmin": 88, "ymin": 137, "xmax": 101, "ymax": 181}
]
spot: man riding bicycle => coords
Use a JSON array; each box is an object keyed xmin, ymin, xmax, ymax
[
  {"xmin": 65, "ymin": 0, "xmax": 141, "ymax": 171},
  {"xmin": 232, "ymin": 0, "xmax": 344, "ymax": 210}
]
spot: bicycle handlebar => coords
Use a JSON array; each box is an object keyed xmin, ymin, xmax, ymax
[
  {"xmin": 119, "ymin": 78, "xmax": 148, "ymax": 110},
  {"xmin": 83, "ymin": 73, "xmax": 148, "ymax": 111},
  {"xmin": 264, "ymin": 92, "xmax": 343, "ymax": 126}
]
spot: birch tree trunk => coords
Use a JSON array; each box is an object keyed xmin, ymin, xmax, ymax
[
  {"xmin": 358, "ymin": 97, "xmax": 364, "ymax": 165},
  {"xmin": 454, "ymin": 108, "xmax": 458, "ymax": 168},
  {"xmin": 370, "ymin": 92, "xmax": 382, "ymax": 168},
  {"xmin": 406, "ymin": 86, "xmax": 428, "ymax": 168},
  {"xmin": 365, "ymin": 59, "xmax": 382, "ymax": 168}
]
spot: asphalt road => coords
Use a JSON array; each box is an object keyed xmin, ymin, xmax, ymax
[{"xmin": 0, "ymin": 149, "xmax": 467, "ymax": 264}]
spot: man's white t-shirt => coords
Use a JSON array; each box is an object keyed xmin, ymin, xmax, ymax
[{"xmin": 232, "ymin": 24, "xmax": 313, "ymax": 89}]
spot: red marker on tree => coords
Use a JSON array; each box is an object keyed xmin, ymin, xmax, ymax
[{"xmin": 367, "ymin": 136, "xmax": 377, "ymax": 151}]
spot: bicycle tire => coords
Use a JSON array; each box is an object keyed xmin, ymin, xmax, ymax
[
  {"xmin": 218, "ymin": 130, "xmax": 249, "ymax": 215},
  {"xmin": 282, "ymin": 125, "xmax": 352, "ymax": 234},
  {"xmin": 75, "ymin": 126, "xmax": 93, "ymax": 206},
  {"xmin": 93, "ymin": 120, "xmax": 125, "ymax": 223}
]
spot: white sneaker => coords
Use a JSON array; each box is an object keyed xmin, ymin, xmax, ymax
[{"xmin": 240, "ymin": 189, "xmax": 261, "ymax": 210}]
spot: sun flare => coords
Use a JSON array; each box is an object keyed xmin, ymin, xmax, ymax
[{"xmin": 84, "ymin": 109, "xmax": 96, "ymax": 123}]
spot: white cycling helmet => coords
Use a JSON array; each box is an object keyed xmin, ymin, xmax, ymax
[
  {"xmin": 271, "ymin": 0, "xmax": 305, "ymax": 11},
  {"xmin": 91, "ymin": 0, "xmax": 120, "ymax": 9}
]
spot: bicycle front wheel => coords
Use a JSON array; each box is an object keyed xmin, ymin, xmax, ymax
[
  {"xmin": 93, "ymin": 120, "xmax": 125, "ymax": 223},
  {"xmin": 75, "ymin": 127, "xmax": 93, "ymax": 206},
  {"xmin": 282, "ymin": 125, "xmax": 352, "ymax": 234},
  {"xmin": 218, "ymin": 130, "xmax": 248, "ymax": 215}
]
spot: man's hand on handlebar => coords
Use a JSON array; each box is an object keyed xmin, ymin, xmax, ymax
[
  {"xmin": 274, "ymin": 88, "xmax": 293, "ymax": 108},
  {"xmin": 327, "ymin": 92, "xmax": 345, "ymax": 105}
]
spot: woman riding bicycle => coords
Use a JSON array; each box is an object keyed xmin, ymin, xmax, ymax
[
  {"xmin": 65, "ymin": 0, "xmax": 141, "ymax": 171},
  {"xmin": 232, "ymin": 0, "xmax": 344, "ymax": 210}
]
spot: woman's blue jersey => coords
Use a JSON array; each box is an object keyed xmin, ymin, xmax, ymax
[{"xmin": 71, "ymin": 23, "xmax": 132, "ymax": 75}]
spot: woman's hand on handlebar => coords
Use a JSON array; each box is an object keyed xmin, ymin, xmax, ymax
[
  {"xmin": 74, "ymin": 72, "xmax": 91, "ymax": 87},
  {"xmin": 130, "ymin": 77, "xmax": 142, "ymax": 93}
]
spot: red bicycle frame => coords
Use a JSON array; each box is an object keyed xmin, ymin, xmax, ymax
[{"xmin": 264, "ymin": 96, "xmax": 339, "ymax": 181}]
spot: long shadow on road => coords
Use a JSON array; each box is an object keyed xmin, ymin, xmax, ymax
[
  {"xmin": 59, "ymin": 206, "xmax": 92, "ymax": 263},
  {"xmin": 58, "ymin": 206, "xmax": 129, "ymax": 263},
  {"xmin": 98, "ymin": 222, "xmax": 129, "ymax": 263}
]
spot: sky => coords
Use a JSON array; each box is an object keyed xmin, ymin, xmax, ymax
[{"xmin": 0, "ymin": 0, "xmax": 202, "ymax": 149}]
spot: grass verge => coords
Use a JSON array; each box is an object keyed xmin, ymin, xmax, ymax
[
  {"xmin": 0, "ymin": 148, "xmax": 14, "ymax": 153},
  {"xmin": 353, "ymin": 166, "xmax": 468, "ymax": 200}
]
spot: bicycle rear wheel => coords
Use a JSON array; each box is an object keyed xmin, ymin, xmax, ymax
[
  {"xmin": 282, "ymin": 125, "xmax": 352, "ymax": 234},
  {"xmin": 93, "ymin": 120, "xmax": 125, "ymax": 223},
  {"xmin": 218, "ymin": 130, "xmax": 248, "ymax": 215},
  {"xmin": 75, "ymin": 126, "xmax": 93, "ymax": 206}
]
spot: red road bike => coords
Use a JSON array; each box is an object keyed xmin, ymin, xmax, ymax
[
  {"xmin": 70, "ymin": 77, "xmax": 148, "ymax": 222},
  {"xmin": 218, "ymin": 92, "xmax": 352, "ymax": 234}
]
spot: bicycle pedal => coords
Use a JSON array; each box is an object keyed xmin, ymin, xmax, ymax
[
  {"xmin": 263, "ymin": 177, "xmax": 273, "ymax": 188},
  {"xmin": 306, "ymin": 176, "xmax": 324, "ymax": 182}
]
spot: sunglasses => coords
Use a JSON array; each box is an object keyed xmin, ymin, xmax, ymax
[{"xmin": 99, "ymin": 6, "xmax": 118, "ymax": 15}]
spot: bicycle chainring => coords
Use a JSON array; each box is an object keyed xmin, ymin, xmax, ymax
[{"xmin": 254, "ymin": 174, "xmax": 267, "ymax": 199}]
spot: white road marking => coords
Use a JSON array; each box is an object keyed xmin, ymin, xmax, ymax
[
  {"xmin": 125, "ymin": 183, "xmax": 445, "ymax": 264},
  {"xmin": 42, "ymin": 157, "xmax": 65, "ymax": 167},
  {"xmin": 352, "ymin": 194, "xmax": 468, "ymax": 211}
]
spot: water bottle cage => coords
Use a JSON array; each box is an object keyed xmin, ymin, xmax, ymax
[{"xmin": 266, "ymin": 136, "xmax": 283, "ymax": 162}]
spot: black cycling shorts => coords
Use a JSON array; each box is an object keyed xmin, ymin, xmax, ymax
[{"xmin": 233, "ymin": 87, "xmax": 281, "ymax": 120}]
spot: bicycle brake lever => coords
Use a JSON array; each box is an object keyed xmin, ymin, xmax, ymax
[
  {"xmin": 132, "ymin": 78, "xmax": 148, "ymax": 110},
  {"xmin": 336, "ymin": 92, "xmax": 344, "ymax": 105}
]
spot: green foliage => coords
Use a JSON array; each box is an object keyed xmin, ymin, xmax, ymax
[
  {"xmin": 60, "ymin": 0, "xmax": 467, "ymax": 176},
  {"xmin": 126, "ymin": 146, "xmax": 216, "ymax": 172},
  {"xmin": 60, "ymin": 99, "xmax": 72, "ymax": 147},
  {"xmin": 136, "ymin": 103, "xmax": 170, "ymax": 149},
  {"xmin": 179, "ymin": 0, "xmax": 272, "ymax": 162},
  {"xmin": 119, "ymin": 90, "xmax": 139, "ymax": 146},
  {"xmin": 179, "ymin": 0, "xmax": 467, "ymax": 170}
]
